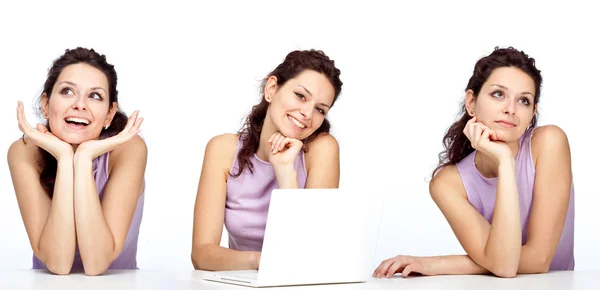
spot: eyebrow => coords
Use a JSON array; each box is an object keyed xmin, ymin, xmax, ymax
[
  {"xmin": 58, "ymin": 81, "xmax": 108, "ymax": 94},
  {"xmin": 490, "ymin": 84, "xmax": 534, "ymax": 98},
  {"xmin": 298, "ymin": 85, "xmax": 331, "ymax": 108}
]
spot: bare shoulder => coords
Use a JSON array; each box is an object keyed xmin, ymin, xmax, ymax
[
  {"xmin": 111, "ymin": 135, "xmax": 148, "ymax": 163},
  {"xmin": 429, "ymin": 164, "xmax": 466, "ymax": 203},
  {"xmin": 204, "ymin": 133, "xmax": 240, "ymax": 172},
  {"xmin": 305, "ymin": 133, "xmax": 339, "ymax": 154},
  {"xmin": 7, "ymin": 137, "xmax": 39, "ymax": 170},
  {"xmin": 530, "ymin": 125, "xmax": 570, "ymax": 162},
  {"xmin": 207, "ymin": 133, "xmax": 239, "ymax": 152},
  {"xmin": 108, "ymin": 135, "xmax": 148, "ymax": 175},
  {"xmin": 531, "ymin": 125, "xmax": 569, "ymax": 146},
  {"xmin": 305, "ymin": 133, "xmax": 339, "ymax": 170}
]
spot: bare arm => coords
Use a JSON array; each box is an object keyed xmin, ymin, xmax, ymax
[
  {"xmin": 430, "ymin": 162, "xmax": 521, "ymax": 278},
  {"xmin": 8, "ymin": 139, "xmax": 76, "ymax": 275},
  {"xmin": 192, "ymin": 134, "xmax": 260, "ymax": 271},
  {"xmin": 73, "ymin": 135, "xmax": 147, "ymax": 275},
  {"xmin": 517, "ymin": 125, "xmax": 572, "ymax": 272},
  {"xmin": 429, "ymin": 126, "xmax": 572, "ymax": 276},
  {"xmin": 304, "ymin": 133, "xmax": 340, "ymax": 188}
]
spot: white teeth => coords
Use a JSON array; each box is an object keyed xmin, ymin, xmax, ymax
[
  {"xmin": 66, "ymin": 117, "xmax": 90, "ymax": 125},
  {"xmin": 288, "ymin": 116, "xmax": 306, "ymax": 128}
]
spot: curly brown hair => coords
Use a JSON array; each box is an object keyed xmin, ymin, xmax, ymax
[
  {"xmin": 231, "ymin": 49, "xmax": 343, "ymax": 177},
  {"xmin": 25, "ymin": 47, "xmax": 128, "ymax": 196},
  {"xmin": 432, "ymin": 46, "xmax": 542, "ymax": 178}
]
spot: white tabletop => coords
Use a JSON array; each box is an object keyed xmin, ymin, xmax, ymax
[{"xmin": 0, "ymin": 270, "xmax": 597, "ymax": 290}]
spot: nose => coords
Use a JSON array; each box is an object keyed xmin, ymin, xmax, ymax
[
  {"xmin": 503, "ymin": 100, "xmax": 516, "ymax": 115},
  {"xmin": 299, "ymin": 103, "xmax": 313, "ymax": 120},
  {"xmin": 71, "ymin": 95, "xmax": 88, "ymax": 111}
]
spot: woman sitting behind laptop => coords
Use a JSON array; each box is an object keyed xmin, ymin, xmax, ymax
[
  {"xmin": 191, "ymin": 49, "xmax": 343, "ymax": 270},
  {"xmin": 373, "ymin": 47, "xmax": 574, "ymax": 278}
]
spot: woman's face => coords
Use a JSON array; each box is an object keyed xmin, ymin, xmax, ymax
[
  {"xmin": 466, "ymin": 66, "xmax": 537, "ymax": 142},
  {"xmin": 42, "ymin": 63, "xmax": 116, "ymax": 144},
  {"xmin": 264, "ymin": 69, "xmax": 335, "ymax": 140}
]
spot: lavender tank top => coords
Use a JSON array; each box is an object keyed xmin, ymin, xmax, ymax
[
  {"xmin": 224, "ymin": 137, "xmax": 308, "ymax": 251},
  {"xmin": 456, "ymin": 128, "xmax": 575, "ymax": 270},
  {"xmin": 32, "ymin": 151, "xmax": 145, "ymax": 271}
]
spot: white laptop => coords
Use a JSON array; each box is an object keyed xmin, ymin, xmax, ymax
[{"xmin": 202, "ymin": 188, "xmax": 383, "ymax": 287}]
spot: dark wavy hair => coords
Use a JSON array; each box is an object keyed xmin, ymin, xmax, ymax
[
  {"xmin": 25, "ymin": 47, "xmax": 129, "ymax": 196},
  {"xmin": 231, "ymin": 49, "xmax": 343, "ymax": 177},
  {"xmin": 432, "ymin": 47, "xmax": 542, "ymax": 178}
]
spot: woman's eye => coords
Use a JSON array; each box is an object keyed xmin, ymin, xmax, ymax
[
  {"xmin": 492, "ymin": 91, "xmax": 503, "ymax": 98},
  {"xmin": 60, "ymin": 88, "xmax": 74, "ymax": 95},
  {"xmin": 295, "ymin": 92, "xmax": 306, "ymax": 100}
]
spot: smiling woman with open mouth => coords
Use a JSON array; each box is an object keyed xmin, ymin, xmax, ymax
[
  {"xmin": 191, "ymin": 49, "xmax": 343, "ymax": 271},
  {"xmin": 8, "ymin": 47, "xmax": 147, "ymax": 276}
]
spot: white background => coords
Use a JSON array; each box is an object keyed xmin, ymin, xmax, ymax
[{"xmin": 0, "ymin": 0, "xmax": 598, "ymax": 271}]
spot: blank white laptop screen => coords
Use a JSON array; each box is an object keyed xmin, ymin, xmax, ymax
[{"xmin": 202, "ymin": 188, "xmax": 383, "ymax": 287}]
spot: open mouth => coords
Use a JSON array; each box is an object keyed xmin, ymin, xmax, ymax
[
  {"xmin": 64, "ymin": 117, "xmax": 91, "ymax": 127},
  {"xmin": 287, "ymin": 115, "xmax": 306, "ymax": 129}
]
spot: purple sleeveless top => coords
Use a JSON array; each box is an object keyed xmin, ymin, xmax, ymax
[
  {"xmin": 32, "ymin": 151, "xmax": 145, "ymax": 271},
  {"xmin": 224, "ymin": 137, "xmax": 308, "ymax": 251},
  {"xmin": 456, "ymin": 128, "xmax": 575, "ymax": 270}
]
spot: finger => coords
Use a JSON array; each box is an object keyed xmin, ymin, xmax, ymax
[
  {"xmin": 490, "ymin": 130, "xmax": 498, "ymax": 141},
  {"xmin": 463, "ymin": 116, "xmax": 476, "ymax": 136},
  {"xmin": 482, "ymin": 127, "xmax": 492, "ymax": 140},
  {"xmin": 268, "ymin": 133, "xmax": 277, "ymax": 144},
  {"xmin": 133, "ymin": 117, "xmax": 144, "ymax": 131},
  {"xmin": 468, "ymin": 122, "xmax": 477, "ymax": 144},
  {"xmin": 273, "ymin": 134, "xmax": 284, "ymax": 153},
  {"xmin": 376, "ymin": 259, "xmax": 396, "ymax": 278},
  {"xmin": 385, "ymin": 260, "xmax": 403, "ymax": 278},
  {"xmin": 372, "ymin": 261, "xmax": 385, "ymax": 277},
  {"xmin": 37, "ymin": 124, "xmax": 48, "ymax": 134},
  {"xmin": 373, "ymin": 258, "xmax": 394, "ymax": 277},
  {"xmin": 17, "ymin": 106, "xmax": 33, "ymax": 134},
  {"xmin": 401, "ymin": 264, "xmax": 414, "ymax": 278},
  {"xmin": 128, "ymin": 110, "xmax": 140, "ymax": 130},
  {"xmin": 269, "ymin": 132, "xmax": 281, "ymax": 150},
  {"xmin": 472, "ymin": 123, "xmax": 484, "ymax": 146},
  {"xmin": 465, "ymin": 116, "xmax": 477, "ymax": 127},
  {"xmin": 17, "ymin": 101, "xmax": 23, "ymax": 122},
  {"xmin": 278, "ymin": 137, "xmax": 290, "ymax": 151},
  {"xmin": 17, "ymin": 102, "xmax": 27, "ymax": 125},
  {"xmin": 275, "ymin": 134, "xmax": 287, "ymax": 152},
  {"xmin": 122, "ymin": 110, "xmax": 139, "ymax": 133}
]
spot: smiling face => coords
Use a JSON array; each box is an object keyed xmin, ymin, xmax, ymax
[
  {"xmin": 263, "ymin": 69, "xmax": 335, "ymax": 140},
  {"xmin": 466, "ymin": 66, "xmax": 537, "ymax": 142},
  {"xmin": 42, "ymin": 63, "xmax": 117, "ymax": 144}
]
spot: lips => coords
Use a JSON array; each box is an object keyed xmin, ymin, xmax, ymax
[
  {"xmin": 287, "ymin": 115, "xmax": 307, "ymax": 129},
  {"xmin": 495, "ymin": 120, "xmax": 516, "ymax": 128},
  {"xmin": 64, "ymin": 116, "xmax": 92, "ymax": 129}
]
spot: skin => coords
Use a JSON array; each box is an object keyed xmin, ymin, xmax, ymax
[
  {"xmin": 373, "ymin": 67, "xmax": 572, "ymax": 278},
  {"xmin": 8, "ymin": 63, "xmax": 147, "ymax": 275},
  {"xmin": 191, "ymin": 69, "xmax": 341, "ymax": 271}
]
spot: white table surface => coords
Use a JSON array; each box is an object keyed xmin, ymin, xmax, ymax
[{"xmin": 0, "ymin": 270, "xmax": 597, "ymax": 290}]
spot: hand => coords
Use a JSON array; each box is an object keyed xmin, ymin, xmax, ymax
[
  {"xmin": 75, "ymin": 110, "xmax": 143, "ymax": 160},
  {"xmin": 463, "ymin": 116, "xmax": 512, "ymax": 163},
  {"xmin": 372, "ymin": 255, "xmax": 436, "ymax": 278},
  {"xmin": 16, "ymin": 101, "xmax": 73, "ymax": 159},
  {"xmin": 267, "ymin": 132, "xmax": 303, "ymax": 168}
]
